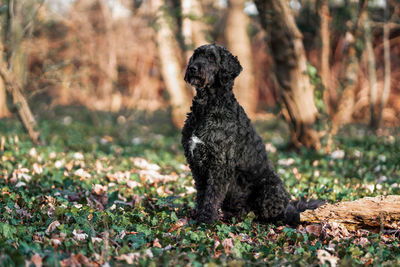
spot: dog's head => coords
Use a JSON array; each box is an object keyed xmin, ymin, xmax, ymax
[{"xmin": 184, "ymin": 44, "xmax": 242, "ymax": 91}]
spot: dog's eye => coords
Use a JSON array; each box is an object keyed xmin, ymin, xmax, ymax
[{"xmin": 208, "ymin": 55, "xmax": 215, "ymax": 62}]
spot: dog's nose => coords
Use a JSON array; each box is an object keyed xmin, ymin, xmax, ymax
[{"xmin": 189, "ymin": 65, "xmax": 198, "ymax": 73}]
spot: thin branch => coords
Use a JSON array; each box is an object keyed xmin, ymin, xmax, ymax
[{"xmin": 372, "ymin": 21, "xmax": 400, "ymax": 29}]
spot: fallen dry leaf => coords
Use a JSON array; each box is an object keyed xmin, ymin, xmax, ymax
[
  {"xmin": 214, "ymin": 235, "xmax": 221, "ymax": 258},
  {"xmin": 357, "ymin": 237, "xmax": 370, "ymax": 247},
  {"xmin": 278, "ymin": 158, "xmax": 295, "ymax": 166},
  {"xmin": 317, "ymin": 249, "xmax": 339, "ymax": 267},
  {"xmin": 72, "ymin": 229, "xmax": 88, "ymax": 241},
  {"xmin": 65, "ymin": 161, "xmax": 74, "ymax": 171},
  {"xmin": 276, "ymin": 226, "xmax": 286, "ymax": 232},
  {"xmin": 331, "ymin": 150, "xmax": 345, "ymax": 159},
  {"xmin": 362, "ymin": 257, "xmax": 374, "ymax": 265},
  {"xmin": 31, "ymin": 253, "xmax": 43, "ymax": 267},
  {"xmin": 153, "ymin": 238, "xmax": 162, "ymax": 248},
  {"xmin": 15, "ymin": 181, "xmax": 26, "ymax": 188},
  {"xmin": 60, "ymin": 253, "xmax": 95, "ymax": 267},
  {"xmin": 51, "ymin": 238, "xmax": 62, "ymax": 247},
  {"xmin": 54, "ymin": 160, "xmax": 65, "ymax": 169},
  {"xmin": 132, "ymin": 157, "xmax": 160, "ymax": 171},
  {"xmin": 46, "ymin": 220, "xmax": 60, "ymax": 234},
  {"xmin": 29, "ymin": 148, "xmax": 38, "ymax": 157},
  {"xmin": 305, "ymin": 224, "xmax": 322, "ymax": 237},
  {"xmin": 32, "ymin": 163, "xmax": 43, "ymax": 175},
  {"xmin": 327, "ymin": 222, "xmax": 351, "ymax": 239},
  {"xmin": 116, "ymin": 253, "xmax": 140, "ymax": 264},
  {"xmin": 92, "ymin": 184, "xmax": 108, "ymax": 195},
  {"xmin": 73, "ymin": 152, "xmax": 84, "ymax": 160},
  {"xmin": 168, "ymin": 217, "xmax": 188, "ymax": 232},
  {"xmin": 91, "ymin": 237, "xmax": 103, "ymax": 243},
  {"xmin": 74, "ymin": 168, "xmax": 91, "ymax": 179},
  {"xmin": 145, "ymin": 248, "xmax": 153, "ymax": 258},
  {"xmin": 222, "ymin": 238, "xmax": 234, "ymax": 254}
]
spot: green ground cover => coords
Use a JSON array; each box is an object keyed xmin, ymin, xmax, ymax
[{"xmin": 0, "ymin": 107, "xmax": 399, "ymax": 266}]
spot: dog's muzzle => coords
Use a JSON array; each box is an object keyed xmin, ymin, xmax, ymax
[
  {"xmin": 185, "ymin": 63, "xmax": 206, "ymax": 88},
  {"xmin": 188, "ymin": 65, "xmax": 199, "ymax": 74}
]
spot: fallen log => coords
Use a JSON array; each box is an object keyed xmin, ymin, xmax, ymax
[{"xmin": 300, "ymin": 195, "xmax": 400, "ymax": 230}]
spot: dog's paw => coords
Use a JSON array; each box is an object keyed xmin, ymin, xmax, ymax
[{"xmin": 190, "ymin": 208, "xmax": 198, "ymax": 219}]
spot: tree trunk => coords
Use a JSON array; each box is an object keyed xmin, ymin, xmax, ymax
[
  {"xmin": 152, "ymin": 0, "xmax": 192, "ymax": 128},
  {"xmin": 300, "ymin": 195, "xmax": 400, "ymax": 231},
  {"xmin": 364, "ymin": 15, "xmax": 378, "ymax": 129},
  {"xmin": 0, "ymin": 76, "xmax": 11, "ymax": 118},
  {"xmin": 191, "ymin": 0, "xmax": 208, "ymax": 48},
  {"xmin": 181, "ymin": 0, "xmax": 208, "ymax": 62},
  {"xmin": 0, "ymin": 2, "xmax": 39, "ymax": 142},
  {"xmin": 0, "ymin": 62, "xmax": 40, "ymax": 144},
  {"xmin": 327, "ymin": 32, "xmax": 359, "ymax": 150},
  {"xmin": 9, "ymin": 0, "xmax": 27, "ymax": 85},
  {"xmin": 0, "ymin": 40, "xmax": 10, "ymax": 118},
  {"xmin": 182, "ymin": 0, "xmax": 194, "ymax": 62},
  {"xmin": 226, "ymin": 0, "xmax": 257, "ymax": 117},
  {"xmin": 319, "ymin": 0, "xmax": 333, "ymax": 116},
  {"xmin": 377, "ymin": 0, "xmax": 391, "ymax": 129},
  {"xmin": 326, "ymin": 1, "xmax": 367, "ymax": 151},
  {"xmin": 255, "ymin": 0, "xmax": 320, "ymax": 149},
  {"xmin": 99, "ymin": 0, "xmax": 117, "ymax": 106}
]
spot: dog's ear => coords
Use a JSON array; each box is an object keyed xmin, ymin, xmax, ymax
[{"xmin": 217, "ymin": 47, "xmax": 243, "ymax": 87}]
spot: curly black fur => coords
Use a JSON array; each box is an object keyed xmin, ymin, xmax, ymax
[{"xmin": 182, "ymin": 44, "xmax": 324, "ymax": 225}]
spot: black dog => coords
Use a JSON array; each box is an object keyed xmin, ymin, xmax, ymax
[{"xmin": 182, "ymin": 44, "xmax": 322, "ymax": 225}]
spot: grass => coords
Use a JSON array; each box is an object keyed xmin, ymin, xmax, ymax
[{"xmin": 0, "ymin": 106, "xmax": 399, "ymax": 266}]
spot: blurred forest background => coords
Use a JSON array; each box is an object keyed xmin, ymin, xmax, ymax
[{"xmin": 0, "ymin": 0, "xmax": 399, "ymax": 149}]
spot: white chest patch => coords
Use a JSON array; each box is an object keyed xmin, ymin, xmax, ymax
[{"xmin": 189, "ymin": 135, "xmax": 204, "ymax": 157}]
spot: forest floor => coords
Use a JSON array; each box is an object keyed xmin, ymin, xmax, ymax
[{"xmin": 0, "ymin": 106, "xmax": 399, "ymax": 266}]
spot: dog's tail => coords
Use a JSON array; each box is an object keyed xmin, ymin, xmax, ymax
[{"xmin": 284, "ymin": 199, "xmax": 326, "ymax": 226}]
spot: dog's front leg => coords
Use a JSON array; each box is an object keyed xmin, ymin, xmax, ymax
[{"xmin": 195, "ymin": 168, "xmax": 232, "ymax": 224}]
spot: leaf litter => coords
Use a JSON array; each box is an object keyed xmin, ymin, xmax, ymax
[{"xmin": 0, "ymin": 117, "xmax": 400, "ymax": 266}]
